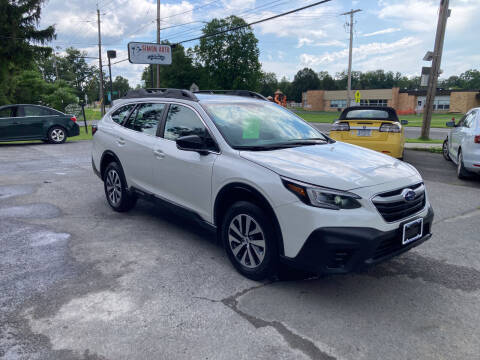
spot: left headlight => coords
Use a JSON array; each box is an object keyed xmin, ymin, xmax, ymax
[{"xmin": 282, "ymin": 178, "xmax": 362, "ymax": 210}]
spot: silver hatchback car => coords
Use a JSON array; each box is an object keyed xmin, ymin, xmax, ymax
[{"xmin": 443, "ymin": 107, "xmax": 480, "ymax": 178}]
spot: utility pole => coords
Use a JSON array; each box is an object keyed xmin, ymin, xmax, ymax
[
  {"xmin": 156, "ymin": 0, "xmax": 161, "ymax": 88},
  {"xmin": 97, "ymin": 8, "xmax": 105, "ymax": 116},
  {"xmin": 421, "ymin": 0, "xmax": 450, "ymax": 139},
  {"xmin": 341, "ymin": 9, "xmax": 361, "ymax": 107}
]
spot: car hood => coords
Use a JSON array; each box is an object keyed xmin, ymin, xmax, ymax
[{"xmin": 240, "ymin": 142, "xmax": 418, "ymax": 191}]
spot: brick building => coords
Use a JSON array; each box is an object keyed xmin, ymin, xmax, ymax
[{"xmin": 302, "ymin": 88, "xmax": 480, "ymax": 114}]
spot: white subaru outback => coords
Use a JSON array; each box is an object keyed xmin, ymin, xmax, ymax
[{"xmin": 92, "ymin": 89, "xmax": 434, "ymax": 280}]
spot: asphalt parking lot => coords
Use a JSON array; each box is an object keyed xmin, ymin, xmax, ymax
[{"xmin": 1, "ymin": 141, "xmax": 480, "ymax": 360}]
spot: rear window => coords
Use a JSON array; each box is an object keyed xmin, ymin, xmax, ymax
[{"xmin": 345, "ymin": 109, "xmax": 390, "ymax": 119}]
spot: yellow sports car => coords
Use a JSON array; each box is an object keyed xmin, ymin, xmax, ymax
[{"xmin": 329, "ymin": 106, "xmax": 408, "ymax": 159}]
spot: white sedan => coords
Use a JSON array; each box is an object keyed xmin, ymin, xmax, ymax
[{"xmin": 443, "ymin": 107, "xmax": 480, "ymax": 178}]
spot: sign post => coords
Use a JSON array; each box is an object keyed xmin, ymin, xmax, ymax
[{"xmin": 128, "ymin": 42, "xmax": 172, "ymax": 66}]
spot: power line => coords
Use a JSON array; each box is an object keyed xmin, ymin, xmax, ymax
[
  {"xmin": 176, "ymin": 0, "xmax": 333, "ymax": 44},
  {"xmin": 165, "ymin": 0, "xmax": 291, "ymax": 42},
  {"xmin": 122, "ymin": 0, "xmax": 219, "ymax": 39},
  {"xmin": 110, "ymin": 0, "xmax": 333, "ymax": 67}
]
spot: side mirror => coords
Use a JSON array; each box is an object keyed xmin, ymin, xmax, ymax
[
  {"xmin": 446, "ymin": 121, "xmax": 455, "ymax": 127},
  {"xmin": 176, "ymin": 135, "xmax": 209, "ymax": 154},
  {"xmin": 400, "ymin": 120, "xmax": 408, "ymax": 125}
]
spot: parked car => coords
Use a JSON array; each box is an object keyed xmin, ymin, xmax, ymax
[
  {"xmin": 329, "ymin": 106, "xmax": 408, "ymax": 159},
  {"xmin": 0, "ymin": 104, "xmax": 80, "ymax": 143},
  {"xmin": 91, "ymin": 89, "xmax": 433, "ymax": 280},
  {"xmin": 443, "ymin": 107, "xmax": 480, "ymax": 178}
]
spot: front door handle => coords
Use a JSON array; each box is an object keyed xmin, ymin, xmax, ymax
[
  {"xmin": 117, "ymin": 138, "xmax": 125, "ymax": 146},
  {"xmin": 153, "ymin": 149, "xmax": 165, "ymax": 159}
]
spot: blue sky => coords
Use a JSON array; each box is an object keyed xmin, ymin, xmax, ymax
[{"xmin": 40, "ymin": 0, "xmax": 480, "ymax": 86}]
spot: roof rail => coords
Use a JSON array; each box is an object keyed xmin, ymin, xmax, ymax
[
  {"xmin": 123, "ymin": 88, "xmax": 199, "ymax": 102},
  {"xmin": 194, "ymin": 90, "xmax": 268, "ymax": 101}
]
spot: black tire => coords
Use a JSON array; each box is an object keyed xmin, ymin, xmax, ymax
[
  {"xmin": 221, "ymin": 201, "xmax": 278, "ymax": 281},
  {"xmin": 442, "ymin": 139, "xmax": 451, "ymax": 161},
  {"xmin": 457, "ymin": 150, "xmax": 470, "ymax": 179},
  {"xmin": 103, "ymin": 162, "xmax": 137, "ymax": 212},
  {"xmin": 48, "ymin": 126, "xmax": 67, "ymax": 144}
]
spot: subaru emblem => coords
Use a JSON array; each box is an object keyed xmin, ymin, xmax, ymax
[{"xmin": 402, "ymin": 189, "xmax": 416, "ymax": 202}]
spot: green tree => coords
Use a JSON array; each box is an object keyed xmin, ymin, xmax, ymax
[
  {"xmin": 290, "ymin": 68, "xmax": 321, "ymax": 102},
  {"xmin": 12, "ymin": 68, "xmax": 76, "ymax": 111},
  {"xmin": 42, "ymin": 80, "xmax": 77, "ymax": 111},
  {"xmin": 459, "ymin": 69, "xmax": 480, "ymax": 89},
  {"xmin": 197, "ymin": 16, "xmax": 261, "ymax": 90},
  {"xmin": 259, "ymin": 72, "xmax": 278, "ymax": 97},
  {"xmin": 112, "ymin": 76, "xmax": 131, "ymax": 98},
  {"xmin": 141, "ymin": 43, "xmax": 200, "ymax": 89},
  {"xmin": 318, "ymin": 71, "xmax": 337, "ymax": 90},
  {"xmin": 0, "ymin": 0, "xmax": 55, "ymax": 103}
]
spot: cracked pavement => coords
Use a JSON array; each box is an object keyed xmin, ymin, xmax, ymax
[{"xmin": 1, "ymin": 141, "xmax": 479, "ymax": 359}]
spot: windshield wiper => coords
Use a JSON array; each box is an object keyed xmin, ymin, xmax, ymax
[
  {"xmin": 234, "ymin": 145, "xmax": 288, "ymax": 151},
  {"xmin": 234, "ymin": 141, "xmax": 327, "ymax": 151}
]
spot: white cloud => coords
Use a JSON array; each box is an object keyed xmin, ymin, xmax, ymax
[
  {"xmin": 299, "ymin": 37, "xmax": 422, "ymax": 68},
  {"xmin": 377, "ymin": 0, "xmax": 480, "ymax": 34},
  {"xmin": 363, "ymin": 28, "xmax": 401, "ymax": 37}
]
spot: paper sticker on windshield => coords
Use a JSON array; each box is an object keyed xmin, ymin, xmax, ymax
[{"xmin": 243, "ymin": 118, "xmax": 260, "ymax": 139}]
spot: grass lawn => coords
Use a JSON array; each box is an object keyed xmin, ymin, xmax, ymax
[
  {"xmin": 405, "ymin": 138, "xmax": 443, "ymax": 144},
  {"xmin": 83, "ymin": 108, "xmax": 102, "ymax": 121},
  {"xmin": 294, "ymin": 110, "xmax": 461, "ymax": 128}
]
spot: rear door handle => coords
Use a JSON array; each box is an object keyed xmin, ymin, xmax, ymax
[
  {"xmin": 117, "ymin": 138, "xmax": 125, "ymax": 146},
  {"xmin": 153, "ymin": 149, "xmax": 165, "ymax": 159}
]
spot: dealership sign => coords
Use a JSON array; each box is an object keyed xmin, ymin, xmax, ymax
[{"xmin": 128, "ymin": 42, "xmax": 172, "ymax": 65}]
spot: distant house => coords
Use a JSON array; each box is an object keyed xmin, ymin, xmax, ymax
[{"xmin": 302, "ymin": 88, "xmax": 480, "ymax": 114}]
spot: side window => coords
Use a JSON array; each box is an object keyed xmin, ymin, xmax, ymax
[
  {"xmin": 126, "ymin": 103, "xmax": 165, "ymax": 136},
  {"xmin": 456, "ymin": 114, "xmax": 467, "ymax": 127},
  {"xmin": 464, "ymin": 111, "xmax": 476, "ymax": 128},
  {"xmin": 111, "ymin": 104, "xmax": 135, "ymax": 124},
  {"xmin": 23, "ymin": 106, "xmax": 51, "ymax": 116},
  {"xmin": 164, "ymin": 104, "xmax": 208, "ymax": 141},
  {"xmin": 0, "ymin": 107, "xmax": 13, "ymax": 118}
]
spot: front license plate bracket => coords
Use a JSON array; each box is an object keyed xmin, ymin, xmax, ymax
[{"xmin": 402, "ymin": 218, "xmax": 423, "ymax": 245}]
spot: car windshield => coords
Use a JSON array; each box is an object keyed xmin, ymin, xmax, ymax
[
  {"xmin": 345, "ymin": 109, "xmax": 390, "ymax": 119},
  {"xmin": 201, "ymin": 101, "xmax": 327, "ymax": 150}
]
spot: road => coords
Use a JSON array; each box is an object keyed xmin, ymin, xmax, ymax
[
  {"xmin": 311, "ymin": 123, "xmax": 449, "ymax": 140},
  {"xmin": 1, "ymin": 141, "xmax": 479, "ymax": 360}
]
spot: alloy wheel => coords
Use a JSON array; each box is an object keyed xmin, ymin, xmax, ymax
[
  {"xmin": 443, "ymin": 140, "xmax": 449, "ymax": 160},
  {"xmin": 51, "ymin": 128, "xmax": 65, "ymax": 142},
  {"xmin": 228, "ymin": 214, "xmax": 266, "ymax": 268},
  {"xmin": 105, "ymin": 169, "xmax": 122, "ymax": 205}
]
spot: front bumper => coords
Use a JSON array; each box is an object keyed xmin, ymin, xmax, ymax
[{"xmin": 282, "ymin": 206, "xmax": 434, "ymax": 275}]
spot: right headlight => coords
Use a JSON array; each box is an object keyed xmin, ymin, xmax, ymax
[{"xmin": 282, "ymin": 178, "xmax": 362, "ymax": 210}]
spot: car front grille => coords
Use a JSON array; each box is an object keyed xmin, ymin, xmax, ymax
[{"xmin": 372, "ymin": 183, "xmax": 426, "ymax": 222}]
